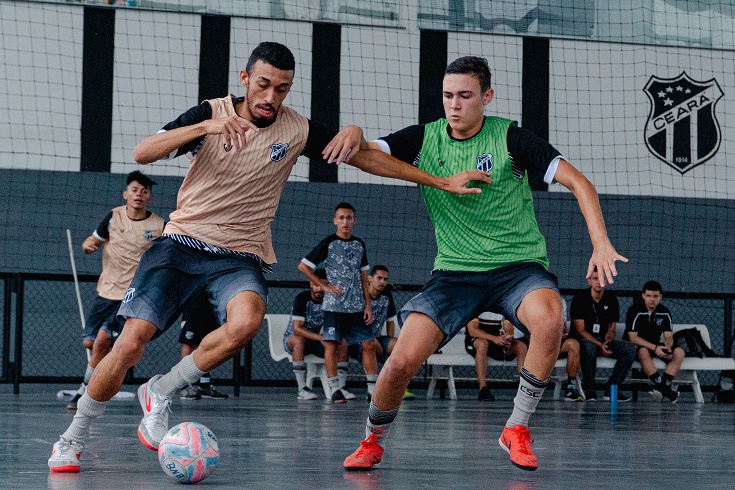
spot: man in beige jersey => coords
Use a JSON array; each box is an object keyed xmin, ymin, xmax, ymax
[
  {"xmin": 65, "ymin": 171, "xmax": 165, "ymax": 411},
  {"xmin": 48, "ymin": 41, "xmax": 491, "ymax": 473}
]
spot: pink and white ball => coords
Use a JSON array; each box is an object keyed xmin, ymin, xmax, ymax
[{"xmin": 158, "ymin": 422, "xmax": 220, "ymax": 484}]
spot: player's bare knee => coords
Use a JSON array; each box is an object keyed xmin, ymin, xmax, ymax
[
  {"xmin": 384, "ymin": 351, "xmax": 421, "ymax": 382},
  {"xmin": 362, "ymin": 340, "xmax": 377, "ymax": 353},
  {"xmin": 109, "ymin": 337, "xmax": 146, "ymax": 368}
]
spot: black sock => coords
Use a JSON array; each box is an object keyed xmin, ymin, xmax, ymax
[
  {"xmin": 662, "ymin": 373, "xmax": 674, "ymax": 386},
  {"xmin": 649, "ymin": 373, "xmax": 662, "ymax": 385}
]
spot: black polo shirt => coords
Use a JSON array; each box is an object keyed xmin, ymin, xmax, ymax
[
  {"xmin": 570, "ymin": 289, "xmax": 619, "ymax": 342},
  {"xmin": 624, "ymin": 303, "xmax": 672, "ymax": 345}
]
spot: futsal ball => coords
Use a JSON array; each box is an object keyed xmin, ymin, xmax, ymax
[{"xmin": 158, "ymin": 422, "xmax": 219, "ymax": 484}]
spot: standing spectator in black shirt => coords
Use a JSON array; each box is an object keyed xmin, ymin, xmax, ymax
[
  {"xmin": 624, "ymin": 281, "xmax": 683, "ymax": 402},
  {"xmin": 570, "ymin": 268, "xmax": 636, "ymax": 402}
]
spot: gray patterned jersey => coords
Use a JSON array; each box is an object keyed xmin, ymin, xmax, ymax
[
  {"xmin": 369, "ymin": 290, "xmax": 397, "ymax": 337},
  {"xmin": 283, "ymin": 290, "xmax": 324, "ymax": 340},
  {"xmin": 302, "ymin": 234, "xmax": 369, "ymax": 313}
]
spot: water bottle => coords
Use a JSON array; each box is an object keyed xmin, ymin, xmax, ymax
[{"xmin": 610, "ymin": 384, "xmax": 618, "ymax": 403}]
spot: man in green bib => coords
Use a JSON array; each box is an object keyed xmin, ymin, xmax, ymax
[{"xmin": 335, "ymin": 56, "xmax": 627, "ymax": 471}]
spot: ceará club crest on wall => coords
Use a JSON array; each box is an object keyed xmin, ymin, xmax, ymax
[{"xmin": 643, "ymin": 71, "xmax": 723, "ymax": 174}]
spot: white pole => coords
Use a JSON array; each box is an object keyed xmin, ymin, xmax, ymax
[{"xmin": 67, "ymin": 229, "xmax": 91, "ymax": 362}]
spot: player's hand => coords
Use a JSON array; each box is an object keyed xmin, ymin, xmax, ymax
[
  {"xmin": 442, "ymin": 170, "xmax": 492, "ymax": 194},
  {"xmin": 323, "ymin": 282, "xmax": 343, "ymax": 297},
  {"xmin": 82, "ymin": 236, "xmax": 101, "ymax": 254},
  {"xmin": 601, "ymin": 342, "xmax": 613, "ymax": 357},
  {"xmin": 323, "ymin": 125, "xmax": 363, "ymax": 164},
  {"xmin": 203, "ymin": 114, "xmax": 260, "ymax": 151},
  {"xmin": 586, "ymin": 238, "xmax": 628, "ymax": 287},
  {"xmin": 491, "ymin": 335, "xmax": 510, "ymax": 348},
  {"xmin": 363, "ymin": 306, "xmax": 373, "ymax": 325}
]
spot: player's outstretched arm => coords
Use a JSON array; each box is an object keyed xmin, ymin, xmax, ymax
[
  {"xmin": 322, "ymin": 125, "xmax": 368, "ymax": 164},
  {"xmin": 133, "ymin": 116, "xmax": 260, "ymax": 164},
  {"xmin": 348, "ymin": 148, "xmax": 492, "ymax": 195},
  {"xmin": 554, "ymin": 159, "xmax": 628, "ymax": 287}
]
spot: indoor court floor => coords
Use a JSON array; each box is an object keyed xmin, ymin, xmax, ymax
[{"xmin": 2, "ymin": 385, "xmax": 734, "ymax": 489}]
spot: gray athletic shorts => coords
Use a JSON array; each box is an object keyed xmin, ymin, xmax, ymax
[
  {"xmin": 117, "ymin": 237, "xmax": 268, "ymax": 336},
  {"xmin": 322, "ymin": 311, "xmax": 373, "ymax": 345},
  {"xmin": 82, "ymin": 296, "xmax": 122, "ymax": 341},
  {"xmin": 398, "ymin": 262, "xmax": 559, "ymax": 348}
]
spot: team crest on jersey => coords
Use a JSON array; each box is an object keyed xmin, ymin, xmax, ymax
[
  {"xmin": 270, "ymin": 143, "xmax": 289, "ymax": 162},
  {"xmin": 476, "ymin": 153, "xmax": 493, "ymax": 172},
  {"xmin": 144, "ymin": 229, "xmax": 154, "ymax": 240},
  {"xmin": 123, "ymin": 287, "xmax": 135, "ymax": 304},
  {"xmin": 643, "ymin": 72, "xmax": 723, "ymax": 174}
]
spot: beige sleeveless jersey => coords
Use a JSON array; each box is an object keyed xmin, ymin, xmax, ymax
[
  {"xmin": 164, "ymin": 96, "xmax": 309, "ymax": 264},
  {"xmin": 98, "ymin": 206, "xmax": 165, "ymax": 300}
]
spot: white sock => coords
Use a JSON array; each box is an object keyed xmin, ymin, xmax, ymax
[
  {"xmin": 61, "ymin": 392, "xmax": 107, "ymax": 443},
  {"xmin": 153, "ymin": 354, "xmax": 205, "ymax": 397}
]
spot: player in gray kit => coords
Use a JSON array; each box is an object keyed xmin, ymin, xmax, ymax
[
  {"xmin": 284, "ymin": 268, "xmax": 350, "ymax": 400},
  {"xmin": 298, "ymin": 202, "xmax": 373, "ymax": 403}
]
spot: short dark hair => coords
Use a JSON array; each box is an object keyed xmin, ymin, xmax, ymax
[
  {"xmin": 246, "ymin": 42, "xmax": 295, "ymax": 73},
  {"xmin": 313, "ymin": 268, "xmax": 327, "ymax": 280},
  {"xmin": 370, "ymin": 265, "xmax": 389, "ymax": 276},
  {"xmin": 334, "ymin": 202, "xmax": 355, "ymax": 213},
  {"xmin": 445, "ymin": 56, "xmax": 492, "ymax": 93},
  {"xmin": 127, "ymin": 170, "xmax": 156, "ymax": 189},
  {"xmin": 642, "ymin": 280, "xmax": 663, "ymax": 294}
]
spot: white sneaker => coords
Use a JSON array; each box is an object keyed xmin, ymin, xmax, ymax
[
  {"xmin": 297, "ymin": 387, "xmax": 318, "ymax": 400},
  {"xmin": 48, "ymin": 437, "xmax": 84, "ymax": 473},
  {"xmin": 137, "ymin": 374, "xmax": 172, "ymax": 451},
  {"xmin": 340, "ymin": 388, "xmax": 356, "ymax": 400}
]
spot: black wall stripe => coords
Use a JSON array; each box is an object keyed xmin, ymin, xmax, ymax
[
  {"xmin": 199, "ymin": 15, "xmax": 231, "ymax": 103},
  {"xmin": 419, "ymin": 30, "xmax": 447, "ymax": 124},
  {"xmin": 522, "ymin": 37, "xmax": 550, "ymax": 191},
  {"xmin": 80, "ymin": 7, "xmax": 115, "ymax": 172},
  {"xmin": 309, "ymin": 23, "xmax": 341, "ymax": 183}
]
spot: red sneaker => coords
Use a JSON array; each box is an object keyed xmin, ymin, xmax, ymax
[
  {"xmin": 343, "ymin": 428, "xmax": 385, "ymax": 470},
  {"xmin": 499, "ymin": 425, "xmax": 538, "ymax": 471}
]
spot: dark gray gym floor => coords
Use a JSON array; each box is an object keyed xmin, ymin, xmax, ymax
[{"xmin": 3, "ymin": 385, "xmax": 734, "ymax": 489}]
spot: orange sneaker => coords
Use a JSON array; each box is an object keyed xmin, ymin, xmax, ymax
[
  {"xmin": 343, "ymin": 428, "xmax": 385, "ymax": 471},
  {"xmin": 499, "ymin": 425, "xmax": 538, "ymax": 471}
]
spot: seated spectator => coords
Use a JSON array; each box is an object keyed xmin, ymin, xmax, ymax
[
  {"xmin": 625, "ymin": 280, "xmax": 683, "ymax": 402},
  {"xmin": 465, "ymin": 312, "xmax": 527, "ymax": 401},
  {"xmin": 570, "ymin": 267, "xmax": 636, "ymax": 402},
  {"xmin": 348, "ymin": 265, "xmax": 415, "ymax": 402},
  {"xmin": 283, "ymin": 268, "xmax": 341, "ymax": 400},
  {"xmin": 178, "ymin": 293, "xmax": 228, "ymax": 400},
  {"xmin": 557, "ymin": 297, "xmax": 584, "ymax": 401}
]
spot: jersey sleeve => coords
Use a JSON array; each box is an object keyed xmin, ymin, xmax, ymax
[
  {"xmin": 291, "ymin": 292, "xmax": 309, "ymax": 321},
  {"xmin": 359, "ymin": 239, "xmax": 369, "ymax": 271},
  {"xmin": 93, "ymin": 211, "xmax": 114, "ymax": 241},
  {"xmin": 507, "ymin": 125, "xmax": 563, "ymax": 184},
  {"xmin": 661, "ymin": 306, "xmax": 673, "ymax": 332},
  {"xmin": 301, "ymin": 236, "xmax": 332, "ymax": 269},
  {"xmin": 386, "ymin": 291, "xmax": 397, "ymax": 320},
  {"xmin": 375, "ymin": 124, "xmax": 425, "ymax": 166},
  {"xmin": 159, "ymin": 101, "xmax": 214, "ymax": 159},
  {"xmin": 302, "ymin": 120, "xmax": 338, "ymax": 160},
  {"xmin": 627, "ymin": 306, "xmax": 643, "ymax": 333}
]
